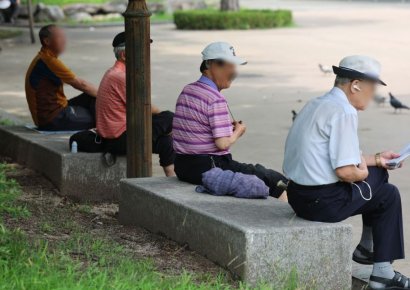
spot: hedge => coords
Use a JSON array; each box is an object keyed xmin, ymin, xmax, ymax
[{"xmin": 173, "ymin": 9, "xmax": 293, "ymax": 30}]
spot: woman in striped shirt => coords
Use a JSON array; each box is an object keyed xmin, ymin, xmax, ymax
[{"xmin": 173, "ymin": 42, "xmax": 288, "ymax": 200}]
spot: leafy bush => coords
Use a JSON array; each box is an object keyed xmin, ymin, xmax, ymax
[{"xmin": 174, "ymin": 9, "xmax": 293, "ymax": 30}]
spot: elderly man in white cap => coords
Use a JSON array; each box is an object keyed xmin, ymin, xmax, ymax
[
  {"xmin": 172, "ymin": 42, "xmax": 288, "ymax": 200},
  {"xmin": 283, "ymin": 55, "xmax": 408, "ymax": 290}
]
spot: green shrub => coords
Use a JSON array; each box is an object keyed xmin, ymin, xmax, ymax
[{"xmin": 174, "ymin": 9, "xmax": 293, "ymax": 30}]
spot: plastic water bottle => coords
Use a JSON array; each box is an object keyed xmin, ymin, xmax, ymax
[{"xmin": 71, "ymin": 141, "xmax": 78, "ymax": 153}]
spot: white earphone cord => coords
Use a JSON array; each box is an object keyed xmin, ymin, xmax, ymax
[{"xmin": 352, "ymin": 181, "xmax": 372, "ymax": 201}]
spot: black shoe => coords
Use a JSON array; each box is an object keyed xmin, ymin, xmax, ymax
[
  {"xmin": 353, "ymin": 244, "xmax": 374, "ymax": 265},
  {"xmin": 369, "ymin": 271, "xmax": 410, "ymax": 289}
]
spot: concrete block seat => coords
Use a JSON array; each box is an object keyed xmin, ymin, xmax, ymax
[
  {"xmin": 120, "ymin": 177, "xmax": 353, "ymax": 289},
  {"xmin": 0, "ymin": 126, "xmax": 125, "ymax": 202}
]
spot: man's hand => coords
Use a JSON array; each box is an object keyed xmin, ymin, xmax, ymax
[
  {"xmin": 358, "ymin": 155, "xmax": 368, "ymax": 170},
  {"xmin": 380, "ymin": 151, "xmax": 402, "ymax": 169},
  {"xmin": 152, "ymin": 105, "xmax": 161, "ymax": 115},
  {"xmin": 233, "ymin": 121, "xmax": 246, "ymax": 137},
  {"xmin": 335, "ymin": 155, "xmax": 369, "ymax": 183},
  {"xmin": 66, "ymin": 77, "xmax": 98, "ymax": 97}
]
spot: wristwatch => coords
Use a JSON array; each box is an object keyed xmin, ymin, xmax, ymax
[{"xmin": 375, "ymin": 152, "xmax": 382, "ymax": 168}]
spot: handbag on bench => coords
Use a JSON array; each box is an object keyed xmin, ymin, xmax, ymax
[{"xmin": 69, "ymin": 129, "xmax": 104, "ymax": 153}]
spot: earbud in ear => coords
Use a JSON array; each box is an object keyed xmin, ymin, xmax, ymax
[{"xmin": 353, "ymin": 85, "xmax": 362, "ymax": 92}]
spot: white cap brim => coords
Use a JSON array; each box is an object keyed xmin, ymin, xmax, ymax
[{"xmin": 227, "ymin": 55, "xmax": 247, "ymax": 65}]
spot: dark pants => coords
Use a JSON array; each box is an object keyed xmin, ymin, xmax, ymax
[
  {"xmin": 103, "ymin": 111, "xmax": 175, "ymax": 167},
  {"xmin": 39, "ymin": 93, "xmax": 96, "ymax": 131},
  {"xmin": 2, "ymin": 2, "xmax": 19, "ymax": 23},
  {"xmin": 288, "ymin": 167, "xmax": 404, "ymax": 262},
  {"xmin": 174, "ymin": 153, "xmax": 288, "ymax": 198}
]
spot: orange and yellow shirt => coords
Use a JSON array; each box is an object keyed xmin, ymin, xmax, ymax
[{"xmin": 25, "ymin": 48, "xmax": 76, "ymax": 126}]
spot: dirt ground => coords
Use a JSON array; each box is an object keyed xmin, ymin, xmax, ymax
[{"xmin": 1, "ymin": 156, "xmax": 230, "ymax": 283}]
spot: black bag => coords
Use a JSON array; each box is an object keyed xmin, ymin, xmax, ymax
[
  {"xmin": 69, "ymin": 129, "xmax": 104, "ymax": 153},
  {"xmin": 152, "ymin": 111, "xmax": 174, "ymax": 142}
]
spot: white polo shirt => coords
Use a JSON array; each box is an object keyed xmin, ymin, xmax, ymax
[{"xmin": 283, "ymin": 87, "xmax": 361, "ymax": 186}]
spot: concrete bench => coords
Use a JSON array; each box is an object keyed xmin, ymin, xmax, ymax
[
  {"xmin": 352, "ymin": 263, "xmax": 371, "ymax": 289},
  {"xmin": 120, "ymin": 177, "xmax": 353, "ymax": 289},
  {"xmin": 0, "ymin": 126, "xmax": 126, "ymax": 202}
]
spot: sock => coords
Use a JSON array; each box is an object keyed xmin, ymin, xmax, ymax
[
  {"xmin": 353, "ymin": 225, "xmax": 373, "ymax": 259},
  {"xmin": 360, "ymin": 225, "xmax": 373, "ymax": 252},
  {"xmin": 369, "ymin": 262, "xmax": 398, "ymax": 289}
]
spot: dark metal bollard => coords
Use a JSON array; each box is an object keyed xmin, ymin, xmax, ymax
[{"xmin": 123, "ymin": 0, "xmax": 152, "ymax": 178}]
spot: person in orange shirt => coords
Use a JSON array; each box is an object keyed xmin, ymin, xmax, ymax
[
  {"xmin": 96, "ymin": 32, "xmax": 175, "ymax": 176},
  {"xmin": 25, "ymin": 25, "xmax": 98, "ymax": 131}
]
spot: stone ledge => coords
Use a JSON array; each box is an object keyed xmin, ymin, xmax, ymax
[
  {"xmin": 0, "ymin": 126, "xmax": 125, "ymax": 202},
  {"xmin": 119, "ymin": 177, "xmax": 353, "ymax": 289}
]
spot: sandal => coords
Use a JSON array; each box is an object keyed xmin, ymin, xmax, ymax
[
  {"xmin": 369, "ymin": 271, "xmax": 410, "ymax": 289},
  {"xmin": 353, "ymin": 244, "xmax": 374, "ymax": 265}
]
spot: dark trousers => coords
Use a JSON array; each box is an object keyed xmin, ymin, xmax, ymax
[
  {"xmin": 103, "ymin": 111, "xmax": 175, "ymax": 167},
  {"xmin": 288, "ymin": 167, "xmax": 404, "ymax": 262},
  {"xmin": 2, "ymin": 2, "xmax": 19, "ymax": 23},
  {"xmin": 39, "ymin": 93, "xmax": 96, "ymax": 131},
  {"xmin": 174, "ymin": 153, "xmax": 288, "ymax": 198}
]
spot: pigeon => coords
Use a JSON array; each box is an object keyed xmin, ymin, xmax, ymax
[
  {"xmin": 374, "ymin": 94, "xmax": 386, "ymax": 105},
  {"xmin": 291, "ymin": 110, "xmax": 297, "ymax": 122},
  {"xmin": 318, "ymin": 64, "xmax": 332, "ymax": 74},
  {"xmin": 389, "ymin": 92, "xmax": 410, "ymax": 112}
]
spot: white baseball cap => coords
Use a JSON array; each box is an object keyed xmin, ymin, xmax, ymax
[
  {"xmin": 332, "ymin": 55, "xmax": 386, "ymax": 86},
  {"xmin": 202, "ymin": 42, "xmax": 247, "ymax": 65}
]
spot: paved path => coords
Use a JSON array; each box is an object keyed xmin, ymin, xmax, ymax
[{"xmin": 2, "ymin": 0, "xmax": 410, "ymax": 274}]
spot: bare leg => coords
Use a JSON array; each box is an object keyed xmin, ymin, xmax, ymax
[
  {"xmin": 163, "ymin": 164, "xmax": 176, "ymax": 177},
  {"xmin": 278, "ymin": 191, "xmax": 288, "ymax": 202}
]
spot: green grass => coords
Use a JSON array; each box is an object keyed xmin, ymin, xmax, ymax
[
  {"xmin": 174, "ymin": 9, "xmax": 293, "ymax": 30},
  {"xmin": 0, "ymin": 163, "xmax": 303, "ymax": 289},
  {"xmin": 0, "ymin": 163, "xmax": 235, "ymax": 290},
  {"xmin": 0, "ymin": 164, "xmax": 29, "ymax": 219},
  {"xmin": 0, "ymin": 29, "xmax": 22, "ymax": 40},
  {"xmin": 0, "ymin": 119, "xmax": 16, "ymax": 126}
]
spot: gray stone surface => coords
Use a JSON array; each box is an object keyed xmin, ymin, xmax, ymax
[
  {"xmin": 67, "ymin": 12, "xmax": 93, "ymax": 23},
  {"xmin": 34, "ymin": 3, "xmax": 65, "ymax": 22},
  {"xmin": 63, "ymin": 4, "xmax": 101, "ymax": 16},
  {"xmin": 120, "ymin": 177, "xmax": 353, "ymax": 289},
  {"xmin": 0, "ymin": 126, "xmax": 126, "ymax": 202}
]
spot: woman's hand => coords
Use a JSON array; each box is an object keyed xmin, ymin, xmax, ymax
[{"xmin": 380, "ymin": 151, "xmax": 402, "ymax": 169}]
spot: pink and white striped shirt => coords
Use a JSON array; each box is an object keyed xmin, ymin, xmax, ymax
[{"xmin": 173, "ymin": 76, "xmax": 233, "ymax": 155}]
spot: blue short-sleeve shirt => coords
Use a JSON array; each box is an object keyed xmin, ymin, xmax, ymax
[{"xmin": 283, "ymin": 87, "xmax": 361, "ymax": 186}]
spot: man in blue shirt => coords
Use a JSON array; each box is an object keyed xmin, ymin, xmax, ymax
[{"xmin": 284, "ymin": 55, "xmax": 408, "ymax": 290}]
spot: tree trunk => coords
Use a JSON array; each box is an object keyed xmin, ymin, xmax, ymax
[
  {"xmin": 220, "ymin": 0, "xmax": 240, "ymax": 11},
  {"xmin": 27, "ymin": 0, "xmax": 35, "ymax": 44}
]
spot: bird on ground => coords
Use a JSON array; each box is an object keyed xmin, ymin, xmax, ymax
[
  {"xmin": 318, "ymin": 64, "xmax": 332, "ymax": 74},
  {"xmin": 374, "ymin": 94, "xmax": 386, "ymax": 105},
  {"xmin": 389, "ymin": 92, "xmax": 410, "ymax": 112},
  {"xmin": 291, "ymin": 110, "xmax": 297, "ymax": 122}
]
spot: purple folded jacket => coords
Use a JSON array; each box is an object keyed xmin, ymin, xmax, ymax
[{"xmin": 196, "ymin": 167, "xmax": 269, "ymax": 199}]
